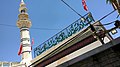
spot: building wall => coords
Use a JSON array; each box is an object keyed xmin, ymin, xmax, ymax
[
  {"xmin": 0, "ymin": 62, "xmax": 20, "ymax": 67},
  {"xmin": 31, "ymin": 22, "xmax": 113, "ymax": 67},
  {"xmin": 69, "ymin": 44, "xmax": 120, "ymax": 67}
]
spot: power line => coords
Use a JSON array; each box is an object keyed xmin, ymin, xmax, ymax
[
  {"xmin": 94, "ymin": 21, "xmax": 115, "ymax": 26},
  {"xmin": 0, "ymin": 23, "xmax": 61, "ymax": 30},
  {"xmin": 61, "ymin": 0, "xmax": 116, "ymax": 25},
  {"xmin": 93, "ymin": 9, "xmax": 116, "ymax": 26},
  {"xmin": 0, "ymin": 24, "xmax": 17, "ymax": 27},
  {"xmin": 98, "ymin": 9, "xmax": 116, "ymax": 22},
  {"xmin": 61, "ymin": 0, "xmax": 83, "ymax": 17},
  {"xmin": 31, "ymin": 27, "xmax": 61, "ymax": 30},
  {"xmin": 0, "ymin": 8, "xmax": 116, "ymax": 30},
  {"xmin": 102, "ymin": 21, "xmax": 115, "ymax": 26}
]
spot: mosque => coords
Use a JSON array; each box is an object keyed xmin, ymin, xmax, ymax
[{"xmin": 1, "ymin": 0, "xmax": 120, "ymax": 67}]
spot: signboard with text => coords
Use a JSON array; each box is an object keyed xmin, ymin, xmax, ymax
[{"xmin": 34, "ymin": 12, "xmax": 94, "ymax": 57}]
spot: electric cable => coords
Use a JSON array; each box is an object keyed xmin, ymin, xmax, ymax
[
  {"xmin": 61, "ymin": 0, "xmax": 116, "ymax": 26},
  {"xmin": 94, "ymin": 21, "xmax": 115, "ymax": 26},
  {"xmin": 0, "ymin": 24, "xmax": 16, "ymax": 27},
  {"xmin": 31, "ymin": 27, "xmax": 61, "ymax": 30},
  {"xmin": 0, "ymin": 23, "xmax": 61, "ymax": 30},
  {"xmin": 97, "ymin": 9, "xmax": 116, "ymax": 22},
  {"xmin": 61, "ymin": 0, "xmax": 83, "ymax": 17}
]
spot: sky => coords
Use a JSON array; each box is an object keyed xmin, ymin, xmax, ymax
[{"xmin": 0, "ymin": 0, "xmax": 120, "ymax": 62}]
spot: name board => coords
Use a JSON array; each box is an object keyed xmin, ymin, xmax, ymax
[{"xmin": 34, "ymin": 12, "xmax": 94, "ymax": 57}]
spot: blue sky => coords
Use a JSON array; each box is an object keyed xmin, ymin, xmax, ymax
[{"xmin": 0, "ymin": 0, "xmax": 120, "ymax": 62}]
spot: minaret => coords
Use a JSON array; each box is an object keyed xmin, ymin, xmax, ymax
[{"xmin": 17, "ymin": 0, "xmax": 32, "ymax": 66}]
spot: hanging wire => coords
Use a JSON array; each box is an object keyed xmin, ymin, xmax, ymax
[
  {"xmin": 94, "ymin": 21, "xmax": 115, "ymax": 26},
  {"xmin": 101, "ymin": 21, "xmax": 115, "ymax": 26},
  {"xmin": 0, "ymin": 23, "xmax": 61, "ymax": 30},
  {"xmin": 0, "ymin": 1, "xmax": 117, "ymax": 30},
  {"xmin": 0, "ymin": 24, "xmax": 17, "ymax": 27},
  {"xmin": 94, "ymin": 9, "xmax": 117, "ymax": 26},
  {"xmin": 31, "ymin": 27, "xmax": 61, "ymax": 30},
  {"xmin": 97, "ymin": 9, "xmax": 116, "ymax": 22},
  {"xmin": 0, "ymin": 0, "xmax": 82, "ymax": 31},
  {"xmin": 61, "ymin": 0, "xmax": 116, "ymax": 26},
  {"xmin": 61, "ymin": 0, "xmax": 83, "ymax": 17}
]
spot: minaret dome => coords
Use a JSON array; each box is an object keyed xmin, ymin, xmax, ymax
[{"xmin": 17, "ymin": 0, "xmax": 31, "ymax": 29}]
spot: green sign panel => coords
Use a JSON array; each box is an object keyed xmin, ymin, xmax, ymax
[{"xmin": 34, "ymin": 12, "xmax": 94, "ymax": 57}]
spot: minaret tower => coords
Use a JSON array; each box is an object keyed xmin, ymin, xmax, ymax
[{"xmin": 17, "ymin": 0, "xmax": 32, "ymax": 66}]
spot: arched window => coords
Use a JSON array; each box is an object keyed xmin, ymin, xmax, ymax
[{"xmin": 21, "ymin": 10, "xmax": 25, "ymax": 13}]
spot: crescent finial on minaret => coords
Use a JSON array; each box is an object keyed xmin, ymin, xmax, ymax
[
  {"xmin": 20, "ymin": 0, "xmax": 25, "ymax": 5},
  {"xmin": 20, "ymin": 0, "xmax": 25, "ymax": 6},
  {"xmin": 21, "ymin": 0, "xmax": 24, "ymax": 3}
]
